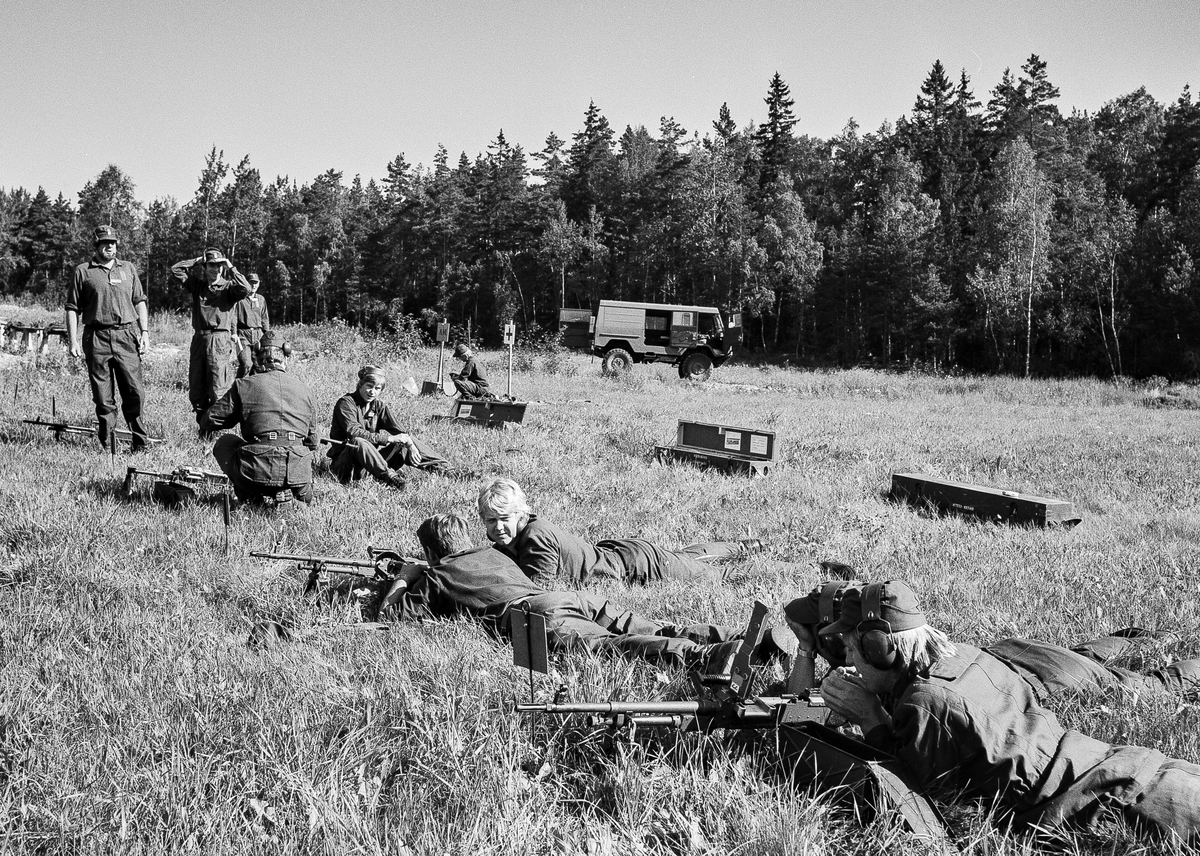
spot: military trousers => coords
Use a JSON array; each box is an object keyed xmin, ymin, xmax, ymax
[
  {"xmin": 518, "ymin": 590, "xmax": 741, "ymax": 670},
  {"xmin": 190, "ymin": 330, "xmax": 235, "ymax": 423},
  {"xmin": 82, "ymin": 323, "xmax": 148, "ymax": 448},
  {"xmin": 329, "ymin": 437, "xmax": 449, "ymax": 484},
  {"xmin": 236, "ymin": 327, "xmax": 263, "ymax": 378}
]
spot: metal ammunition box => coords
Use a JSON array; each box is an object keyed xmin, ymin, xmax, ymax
[{"xmin": 655, "ymin": 420, "xmax": 776, "ymax": 476}]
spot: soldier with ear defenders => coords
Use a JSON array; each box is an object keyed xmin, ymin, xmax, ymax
[
  {"xmin": 784, "ymin": 579, "xmax": 1200, "ymax": 702},
  {"xmin": 817, "ymin": 580, "xmax": 1200, "ymax": 841}
]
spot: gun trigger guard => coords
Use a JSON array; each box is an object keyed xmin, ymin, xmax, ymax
[{"xmin": 553, "ymin": 684, "xmax": 569, "ymax": 704}]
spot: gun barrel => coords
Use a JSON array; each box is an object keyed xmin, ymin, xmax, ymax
[
  {"xmin": 517, "ymin": 700, "xmax": 715, "ymax": 715},
  {"xmin": 250, "ymin": 551, "xmax": 377, "ymax": 569}
]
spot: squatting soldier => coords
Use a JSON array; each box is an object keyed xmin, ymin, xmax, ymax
[
  {"xmin": 64, "ymin": 225, "xmax": 151, "ymax": 451},
  {"xmin": 819, "ymin": 580, "xmax": 1200, "ymax": 842},
  {"xmin": 328, "ymin": 365, "xmax": 449, "ymax": 490},
  {"xmin": 201, "ymin": 340, "xmax": 318, "ymax": 505},
  {"xmin": 381, "ymin": 514, "xmax": 793, "ymax": 671},
  {"xmin": 235, "ymin": 273, "xmax": 270, "ymax": 378},
  {"xmin": 478, "ymin": 478, "xmax": 762, "ymax": 587},
  {"xmin": 171, "ymin": 248, "xmax": 250, "ymax": 427},
  {"xmin": 449, "ymin": 343, "xmax": 491, "ymax": 398}
]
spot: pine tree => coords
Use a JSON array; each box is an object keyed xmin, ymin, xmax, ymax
[{"xmin": 755, "ymin": 73, "xmax": 798, "ymax": 185}]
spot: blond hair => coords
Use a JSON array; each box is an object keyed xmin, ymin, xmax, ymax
[
  {"xmin": 477, "ymin": 478, "xmax": 531, "ymax": 519},
  {"xmin": 890, "ymin": 624, "xmax": 956, "ymax": 673}
]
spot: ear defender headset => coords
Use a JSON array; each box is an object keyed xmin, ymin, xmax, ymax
[
  {"xmin": 816, "ymin": 580, "xmax": 857, "ymax": 666},
  {"xmin": 858, "ymin": 582, "xmax": 899, "ymax": 669}
]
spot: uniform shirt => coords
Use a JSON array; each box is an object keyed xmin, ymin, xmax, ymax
[
  {"xmin": 200, "ymin": 367, "xmax": 319, "ymax": 448},
  {"xmin": 170, "ymin": 257, "xmax": 250, "ymax": 331},
  {"xmin": 865, "ymin": 644, "xmax": 1171, "ymax": 830},
  {"xmin": 65, "ymin": 257, "xmax": 146, "ymax": 327},
  {"xmin": 388, "ymin": 545, "xmax": 543, "ymax": 637},
  {"xmin": 457, "ymin": 358, "xmax": 489, "ymax": 390},
  {"xmin": 235, "ymin": 293, "xmax": 270, "ymax": 332},
  {"xmin": 329, "ymin": 390, "xmax": 407, "ymax": 453},
  {"xmin": 494, "ymin": 515, "xmax": 624, "ymax": 586}
]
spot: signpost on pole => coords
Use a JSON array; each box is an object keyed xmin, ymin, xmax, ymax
[
  {"xmin": 503, "ymin": 320, "xmax": 516, "ymax": 398},
  {"xmin": 435, "ymin": 320, "xmax": 450, "ymax": 386}
]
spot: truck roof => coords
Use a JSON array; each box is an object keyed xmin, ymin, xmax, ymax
[{"xmin": 598, "ymin": 299, "xmax": 721, "ymax": 314}]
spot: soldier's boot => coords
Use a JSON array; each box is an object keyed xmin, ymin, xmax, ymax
[{"xmin": 385, "ymin": 469, "xmax": 407, "ymax": 490}]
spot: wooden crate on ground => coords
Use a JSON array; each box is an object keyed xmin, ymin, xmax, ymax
[
  {"xmin": 889, "ymin": 472, "xmax": 1081, "ymax": 527},
  {"xmin": 655, "ymin": 420, "xmax": 776, "ymax": 476}
]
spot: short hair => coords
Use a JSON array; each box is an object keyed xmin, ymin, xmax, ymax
[
  {"xmin": 417, "ymin": 514, "xmax": 475, "ymax": 561},
  {"xmin": 477, "ymin": 478, "xmax": 531, "ymax": 519}
]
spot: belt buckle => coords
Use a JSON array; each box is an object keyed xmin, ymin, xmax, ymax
[{"xmin": 262, "ymin": 431, "xmax": 277, "ymax": 441}]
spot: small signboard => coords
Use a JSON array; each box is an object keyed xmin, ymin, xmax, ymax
[
  {"xmin": 502, "ymin": 321, "xmax": 516, "ymax": 345},
  {"xmin": 435, "ymin": 321, "xmax": 450, "ymax": 343},
  {"xmin": 511, "ymin": 608, "xmax": 549, "ymax": 675}
]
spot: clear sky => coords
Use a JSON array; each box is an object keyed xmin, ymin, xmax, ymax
[{"xmin": 2, "ymin": 0, "xmax": 1197, "ymax": 203}]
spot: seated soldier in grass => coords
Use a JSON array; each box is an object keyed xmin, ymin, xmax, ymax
[
  {"xmin": 819, "ymin": 580, "xmax": 1200, "ymax": 842},
  {"xmin": 449, "ymin": 343, "xmax": 492, "ymax": 398},
  {"xmin": 379, "ymin": 513, "xmax": 792, "ymax": 672},
  {"xmin": 784, "ymin": 579, "xmax": 1200, "ymax": 703},
  {"xmin": 328, "ymin": 365, "xmax": 449, "ymax": 490},
  {"xmin": 477, "ymin": 478, "xmax": 762, "ymax": 587}
]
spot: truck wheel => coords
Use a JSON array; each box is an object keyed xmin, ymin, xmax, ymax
[
  {"xmin": 601, "ymin": 348, "xmax": 634, "ymax": 377},
  {"xmin": 679, "ymin": 352, "xmax": 713, "ymax": 381}
]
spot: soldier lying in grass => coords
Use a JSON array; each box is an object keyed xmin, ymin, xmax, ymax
[
  {"xmin": 818, "ymin": 580, "xmax": 1200, "ymax": 843},
  {"xmin": 379, "ymin": 513, "xmax": 793, "ymax": 672},
  {"xmin": 784, "ymin": 579, "xmax": 1200, "ymax": 703},
  {"xmin": 477, "ymin": 478, "xmax": 762, "ymax": 587},
  {"xmin": 328, "ymin": 365, "xmax": 450, "ymax": 490}
]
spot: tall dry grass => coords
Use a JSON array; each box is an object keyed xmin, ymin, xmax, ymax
[{"xmin": 1, "ymin": 313, "xmax": 1199, "ymax": 854}]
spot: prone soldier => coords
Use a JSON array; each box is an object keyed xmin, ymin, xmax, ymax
[
  {"xmin": 64, "ymin": 225, "xmax": 151, "ymax": 452},
  {"xmin": 478, "ymin": 478, "xmax": 762, "ymax": 587},
  {"xmin": 380, "ymin": 513, "xmax": 792, "ymax": 672},
  {"xmin": 818, "ymin": 580, "xmax": 1200, "ymax": 842}
]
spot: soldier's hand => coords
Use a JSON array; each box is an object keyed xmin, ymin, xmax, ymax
[
  {"xmin": 137, "ymin": 331, "xmax": 148, "ymax": 355},
  {"xmin": 69, "ymin": 342, "xmax": 82, "ymax": 358},
  {"xmin": 408, "ymin": 442, "xmax": 422, "ymax": 465},
  {"xmin": 821, "ymin": 668, "xmax": 891, "ymax": 731}
]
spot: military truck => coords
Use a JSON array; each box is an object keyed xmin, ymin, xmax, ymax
[{"xmin": 559, "ymin": 300, "xmax": 741, "ymax": 381}]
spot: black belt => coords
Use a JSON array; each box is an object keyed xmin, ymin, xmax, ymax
[
  {"xmin": 254, "ymin": 431, "xmax": 304, "ymax": 445},
  {"xmin": 85, "ymin": 321, "xmax": 132, "ymax": 330},
  {"xmin": 197, "ymin": 328, "xmax": 229, "ymax": 335}
]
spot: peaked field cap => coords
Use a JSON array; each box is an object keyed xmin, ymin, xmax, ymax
[
  {"xmin": 203, "ymin": 248, "xmax": 228, "ymax": 264},
  {"xmin": 93, "ymin": 225, "xmax": 118, "ymax": 244},
  {"xmin": 246, "ymin": 273, "xmax": 260, "ymax": 285},
  {"xmin": 453, "ymin": 343, "xmax": 470, "ymax": 358},
  {"xmin": 818, "ymin": 580, "xmax": 926, "ymax": 636}
]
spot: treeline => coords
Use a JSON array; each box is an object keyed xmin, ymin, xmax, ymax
[{"xmin": 2, "ymin": 57, "xmax": 1198, "ymax": 377}]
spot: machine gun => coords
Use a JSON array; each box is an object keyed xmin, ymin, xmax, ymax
[
  {"xmin": 124, "ymin": 465, "xmax": 229, "ymax": 504},
  {"xmin": 24, "ymin": 418, "xmax": 161, "ymax": 445},
  {"xmin": 250, "ymin": 549, "xmax": 426, "ymax": 594},
  {"xmin": 518, "ymin": 602, "xmax": 828, "ymax": 732},
  {"xmin": 514, "ymin": 600, "xmax": 950, "ymax": 846}
]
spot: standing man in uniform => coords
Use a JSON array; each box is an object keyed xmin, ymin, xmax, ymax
[
  {"xmin": 201, "ymin": 339, "xmax": 318, "ymax": 505},
  {"xmin": 171, "ymin": 248, "xmax": 250, "ymax": 428},
  {"xmin": 64, "ymin": 225, "xmax": 151, "ymax": 452},
  {"xmin": 235, "ymin": 273, "xmax": 270, "ymax": 378}
]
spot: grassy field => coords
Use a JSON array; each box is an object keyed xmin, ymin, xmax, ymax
[{"xmin": 1, "ymin": 309, "xmax": 1199, "ymax": 855}]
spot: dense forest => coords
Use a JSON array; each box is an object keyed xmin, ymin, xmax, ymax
[{"xmin": 2, "ymin": 57, "xmax": 1199, "ymax": 378}]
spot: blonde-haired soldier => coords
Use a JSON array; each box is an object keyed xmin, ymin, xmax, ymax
[{"xmin": 477, "ymin": 478, "xmax": 762, "ymax": 587}]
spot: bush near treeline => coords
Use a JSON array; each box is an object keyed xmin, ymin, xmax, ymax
[{"xmin": 2, "ymin": 57, "xmax": 1199, "ymax": 379}]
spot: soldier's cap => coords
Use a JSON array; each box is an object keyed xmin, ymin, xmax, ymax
[
  {"xmin": 453, "ymin": 343, "xmax": 472, "ymax": 358},
  {"xmin": 203, "ymin": 248, "xmax": 228, "ymax": 265},
  {"xmin": 257, "ymin": 339, "xmax": 292, "ymax": 365},
  {"xmin": 246, "ymin": 273, "xmax": 260, "ymax": 285},
  {"xmin": 818, "ymin": 580, "xmax": 926, "ymax": 636},
  {"xmin": 358, "ymin": 365, "xmax": 386, "ymax": 385},
  {"xmin": 93, "ymin": 225, "xmax": 118, "ymax": 245}
]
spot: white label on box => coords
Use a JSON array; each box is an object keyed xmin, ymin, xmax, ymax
[
  {"xmin": 724, "ymin": 431, "xmax": 742, "ymax": 450},
  {"xmin": 749, "ymin": 434, "xmax": 768, "ymax": 456}
]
